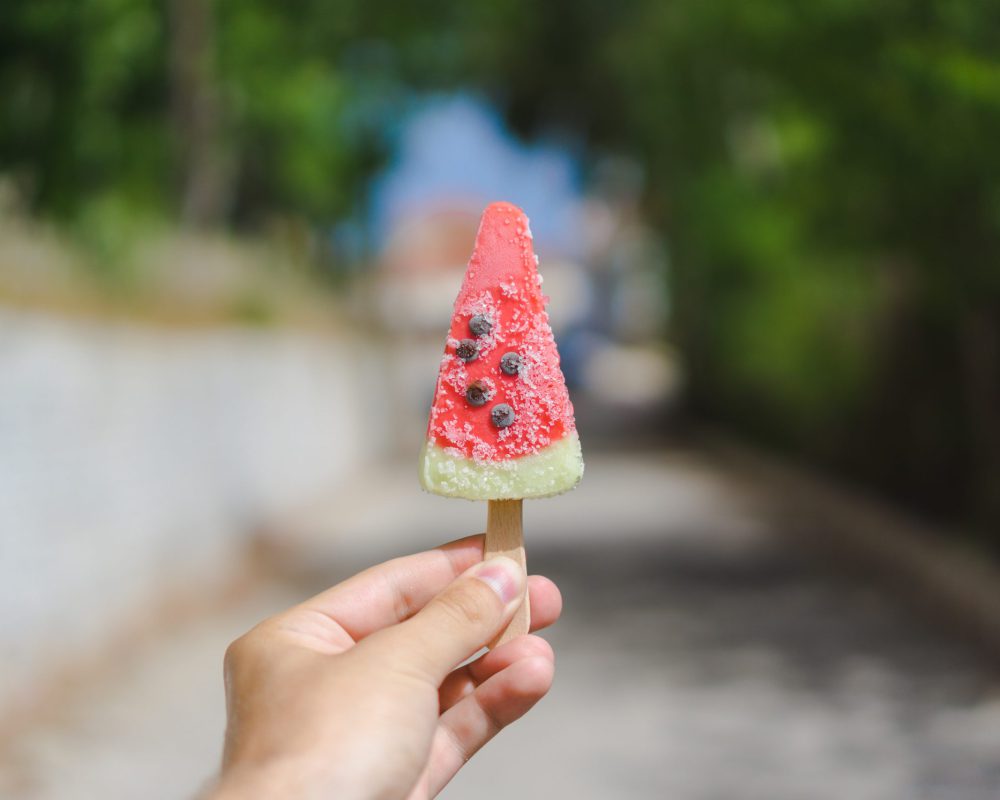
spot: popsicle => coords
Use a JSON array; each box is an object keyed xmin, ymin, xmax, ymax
[{"xmin": 419, "ymin": 201, "xmax": 583, "ymax": 646}]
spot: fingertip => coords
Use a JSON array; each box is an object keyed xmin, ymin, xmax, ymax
[
  {"xmin": 517, "ymin": 654, "xmax": 555, "ymax": 697},
  {"xmin": 527, "ymin": 575, "xmax": 562, "ymax": 606},
  {"xmin": 527, "ymin": 575, "xmax": 563, "ymax": 632},
  {"xmin": 472, "ymin": 556, "xmax": 526, "ymax": 609},
  {"xmin": 506, "ymin": 634, "xmax": 554, "ymax": 665},
  {"xmin": 468, "ymin": 634, "xmax": 554, "ymax": 685},
  {"xmin": 488, "ymin": 655, "xmax": 554, "ymax": 715},
  {"xmin": 438, "ymin": 533, "xmax": 487, "ymax": 572}
]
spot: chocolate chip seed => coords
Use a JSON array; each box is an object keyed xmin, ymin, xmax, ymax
[
  {"xmin": 499, "ymin": 351, "xmax": 521, "ymax": 375},
  {"xmin": 491, "ymin": 403, "xmax": 515, "ymax": 428},
  {"xmin": 455, "ymin": 339, "xmax": 479, "ymax": 362},
  {"xmin": 469, "ymin": 314, "xmax": 493, "ymax": 337},
  {"xmin": 466, "ymin": 380, "xmax": 491, "ymax": 407}
]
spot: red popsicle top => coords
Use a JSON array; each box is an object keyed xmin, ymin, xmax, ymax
[{"xmin": 426, "ymin": 201, "xmax": 577, "ymax": 464}]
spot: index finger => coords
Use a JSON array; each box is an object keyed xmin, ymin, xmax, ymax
[{"xmin": 291, "ymin": 533, "xmax": 486, "ymax": 642}]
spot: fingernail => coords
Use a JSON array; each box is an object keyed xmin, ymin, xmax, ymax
[{"xmin": 473, "ymin": 557, "xmax": 523, "ymax": 605}]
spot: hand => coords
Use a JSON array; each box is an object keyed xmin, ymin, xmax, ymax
[{"xmin": 208, "ymin": 534, "xmax": 562, "ymax": 800}]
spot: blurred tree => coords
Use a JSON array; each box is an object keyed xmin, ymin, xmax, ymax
[
  {"xmin": 168, "ymin": 0, "xmax": 228, "ymax": 226},
  {"xmin": 453, "ymin": 0, "xmax": 1000, "ymax": 536},
  {"xmin": 0, "ymin": 0, "xmax": 170, "ymax": 216},
  {"xmin": 0, "ymin": 0, "xmax": 998, "ymax": 536}
]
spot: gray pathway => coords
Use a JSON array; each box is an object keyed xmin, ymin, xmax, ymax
[
  {"xmin": 3, "ymin": 448, "xmax": 1000, "ymax": 798},
  {"xmin": 450, "ymin": 532, "xmax": 1000, "ymax": 799}
]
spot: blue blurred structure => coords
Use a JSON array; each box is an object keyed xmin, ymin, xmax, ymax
[
  {"xmin": 365, "ymin": 93, "xmax": 674, "ymax": 408},
  {"xmin": 368, "ymin": 94, "xmax": 584, "ymax": 258}
]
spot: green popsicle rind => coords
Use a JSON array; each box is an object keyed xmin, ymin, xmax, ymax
[{"xmin": 419, "ymin": 431, "xmax": 583, "ymax": 500}]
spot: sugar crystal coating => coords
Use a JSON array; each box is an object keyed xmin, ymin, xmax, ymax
[{"xmin": 420, "ymin": 430, "xmax": 583, "ymax": 500}]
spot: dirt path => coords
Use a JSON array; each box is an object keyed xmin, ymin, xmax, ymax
[{"xmin": 3, "ymin": 447, "xmax": 999, "ymax": 799}]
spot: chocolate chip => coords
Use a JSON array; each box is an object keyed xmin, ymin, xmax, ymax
[
  {"xmin": 455, "ymin": 339, "xmax": 479, "ymax": 362},
  {"xmin": 499, "ymin": 351, "xmax": 521, "ymax": 375},
  {"xmin": 466, "ymin": 380, "xmax": 492, "ymax": 407},
  {"xmin": 469, "ymin": 314, "xmax": 493, "ymax": 337},
  {"xmin": 490, "ymin": 403, "xmax": 515, "ymax": 428}
]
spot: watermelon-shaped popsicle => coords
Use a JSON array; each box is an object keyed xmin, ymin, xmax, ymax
[
  {"xmin": 420, "ymin": 201, "xmax": 583, "ymax": 500},
  {"xmin": 419, "ymin": 201, "xmax": 583, "ymax": 646}
]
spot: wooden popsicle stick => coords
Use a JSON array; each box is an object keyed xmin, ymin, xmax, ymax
[{"xmin": 484, "ymin": 499, "xmax": 529, "ymax": 648}]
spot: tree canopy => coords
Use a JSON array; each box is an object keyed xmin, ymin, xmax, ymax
[{"xmin": 2, "ymin": 0, "xmax": 998, "ymax": 536}]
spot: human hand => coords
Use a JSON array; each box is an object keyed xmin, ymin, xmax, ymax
[{"xmin": 208, "ymin": 534, "xmax": 561, "ymax": 800}]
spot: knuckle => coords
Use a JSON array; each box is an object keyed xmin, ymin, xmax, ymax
[
  {"xmin": 223, "ymin": 625, "xmax": 267, "ymax": 671},
  {"xmin": 437, "ymin": 581, "xmax": 496, "ymax": 628},
  {"xmin": 223, "ymin": 634, "xmax": 251, "ymax": 673}
]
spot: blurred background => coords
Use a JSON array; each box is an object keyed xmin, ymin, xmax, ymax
[{"xmin": 2, "ymin": 1, "xmax": 1000, "ymax": 797}]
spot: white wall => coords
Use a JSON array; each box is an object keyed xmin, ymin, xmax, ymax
[{"xmin": 0, "ymin": 308, "xmax": 386, "ymax": 716}]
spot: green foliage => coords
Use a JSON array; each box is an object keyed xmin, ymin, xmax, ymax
[
  {"xmin": 0, "ymin": 0, "xmax": 169, "ymax": 216},
  {"xmin": 2, "ymin": 0, "xmax": 999, "ymax": 531},
  {"xmin": 214, "ymin": 1, "xmax": 354, "ymax": 220},
  {"xmin": 441, "ymin": 0, "xmax": 1000, "ymax": 530},
  {"xmin": 69, "ymin": 191, "xmax": 165, "ymax": 288}
]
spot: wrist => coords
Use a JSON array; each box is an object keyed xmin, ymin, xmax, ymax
[{"xmin": 206, "ymin": 756, "xmax": 354, "ymax": 800}]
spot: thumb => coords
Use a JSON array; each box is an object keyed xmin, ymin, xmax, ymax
[{"xmin": 362, "ymin": 556, "xmax": 525, "ymax": 686}]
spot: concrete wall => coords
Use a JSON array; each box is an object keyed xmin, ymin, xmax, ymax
[{"xmin": 0, "ymin": 308, "xmax": 386, "ymax": 717}]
